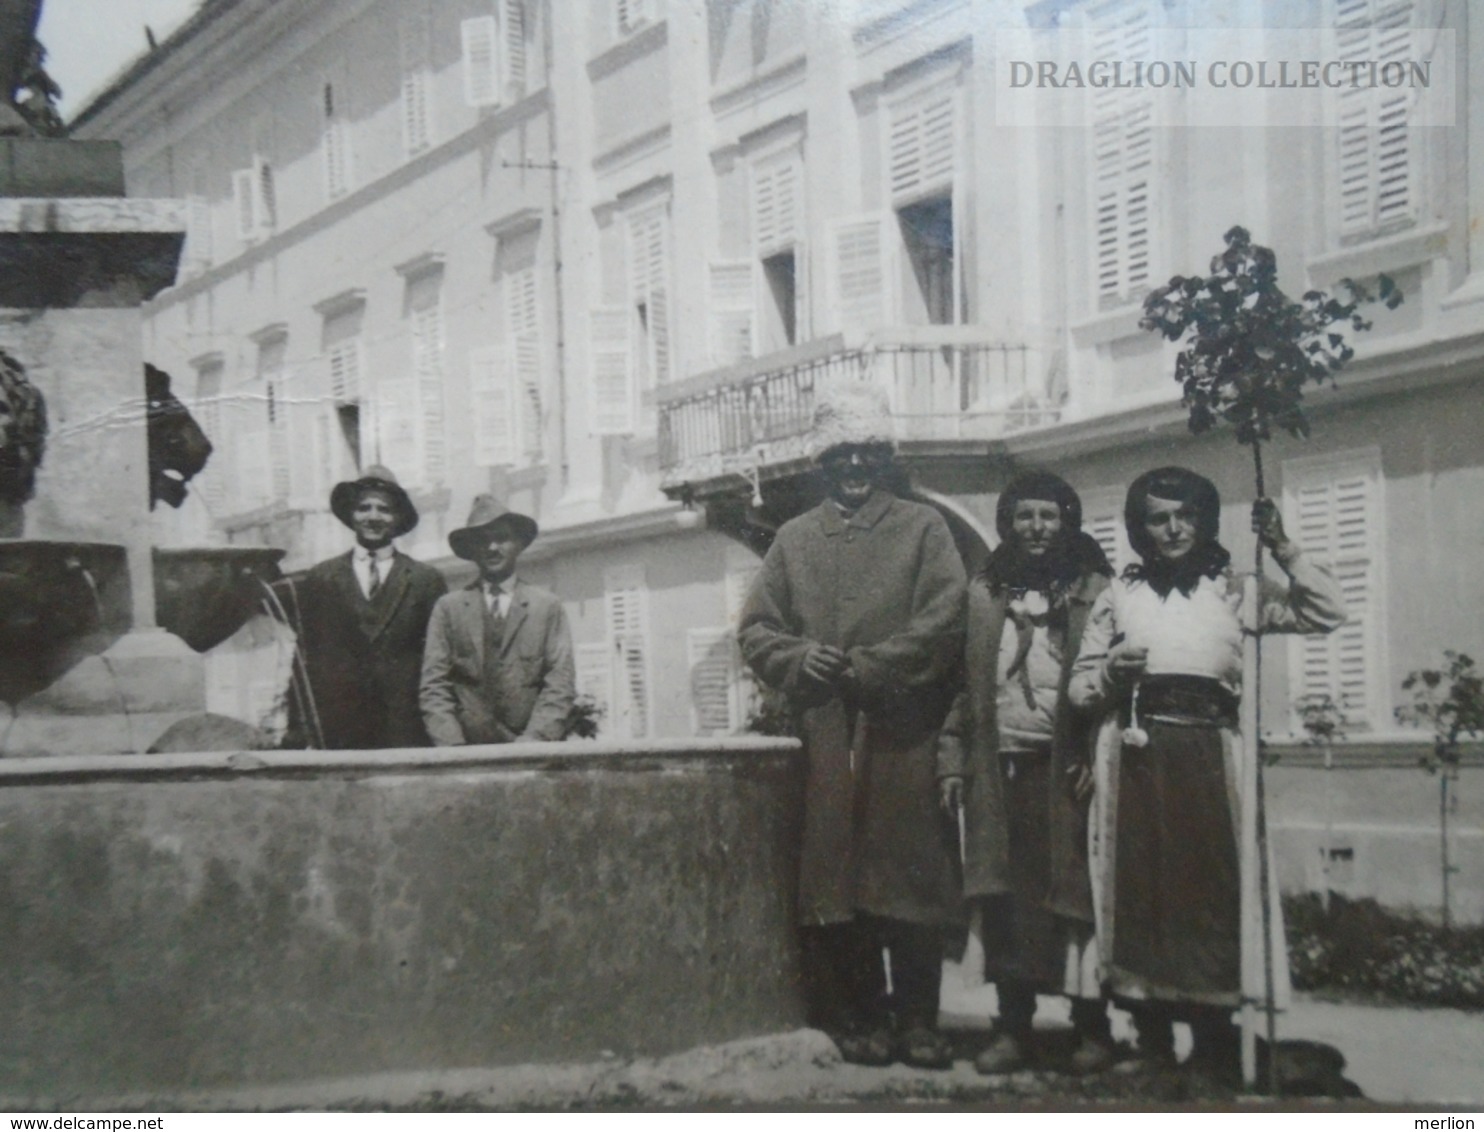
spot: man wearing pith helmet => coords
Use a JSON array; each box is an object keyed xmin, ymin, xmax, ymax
[
  {"xmin": 285, "ymin": 465, "xmax": 448, "ymax": 749},
  {"xmin": 738, "ymin": 382, "xmax": 967, "ymax": 1070},
  {"xmin": 420, "ymin": 494, "xmax": 575, "ymax": 745}
]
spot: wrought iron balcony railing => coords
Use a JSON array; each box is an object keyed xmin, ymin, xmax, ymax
[{"xmin": 658, "ymin": 329, "xmax": 1061, "ymax": 487}]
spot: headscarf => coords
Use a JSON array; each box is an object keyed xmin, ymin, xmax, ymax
[
  {"xmin": 1122, "ymin": 466, "xmax": 1231, "ymax": 597},
  {"xmin": 981, "ymin": 470, "xmax": 1112, "ymax": 597}
]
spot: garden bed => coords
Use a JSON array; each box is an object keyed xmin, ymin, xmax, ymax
[{"xmin": 1285, "ymin": 893, "xmax": 1484, "ymax": 1010}]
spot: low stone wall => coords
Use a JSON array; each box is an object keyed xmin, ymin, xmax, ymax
[{"xmin": 0, "ymin": 739, "xmax": 805, "ymax": 1101}]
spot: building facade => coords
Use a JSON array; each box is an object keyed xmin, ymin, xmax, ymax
[{"xmin": 77, "ymin": 0, "xmax": 1484, "ymax": 915}]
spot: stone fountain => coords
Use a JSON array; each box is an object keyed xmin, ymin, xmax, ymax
[{"xmin": 0, "ymin": 4, "xmax": 283, "ymax": 754}]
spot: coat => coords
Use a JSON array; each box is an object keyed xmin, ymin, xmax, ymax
[
  {"xmin": 419, "ymin": 579, "xmax": 576, "ymax": 745},
  {"xmin": 286, "ymin": 549, "xmax": 448, "ymax": 749},
  {"xmin": 936, "ymin": 570, "xmax": 1109, "ymax": 921},
  {"xmin": 738, "ymin": 490, "xmax": 967, "ymax": 927}
]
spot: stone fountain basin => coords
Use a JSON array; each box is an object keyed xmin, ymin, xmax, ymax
[
  {"xmin": 152, "ymin": 546, "xmax": 286, "ymax": 654},
  {"xmin": 0, "ymin": 539, "xmax": 131, "ymax": 704}
]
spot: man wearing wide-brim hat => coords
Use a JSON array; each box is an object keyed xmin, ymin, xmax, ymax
[
  {"xmin": 284, "ymin": 465, "xmax": 448, "ymax": 749},
  {"xmin": 420, "ymin": 494, "xmax": 574, "ymax": 745},
  {"xmin": 737, "ymin": 382, "xmax": 967, "ymax": 1070}
]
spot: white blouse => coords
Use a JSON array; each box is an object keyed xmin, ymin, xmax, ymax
[{"xmin": 1068, "ymin": 550, "xmax": 1347, "ymax": 714}]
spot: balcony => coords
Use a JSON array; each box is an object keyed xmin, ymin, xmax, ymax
[{"xmin": 658, "ymin": 328, "xmax": 1061, "ymax": 493}]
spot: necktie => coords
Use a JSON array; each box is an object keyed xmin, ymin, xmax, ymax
[{"xmin": 367, "ymin": 556, "xmax": 381, "ymax": 599}]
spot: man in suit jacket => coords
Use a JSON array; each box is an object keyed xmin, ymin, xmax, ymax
[
  {"xmin": 420, "ymin": 495, "xmax": 575, "ymax": 744},
  {"xmin": 285, "ymin": 466, "xmax": 448, "ymax": 749}
]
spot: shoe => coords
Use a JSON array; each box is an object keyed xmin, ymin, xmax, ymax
[
  {"xmin": 898, "ymin": 1025, "xmax": 954, "ymax": 1070},
  {"xmin": 835, "ymin": 1026, "xmax": 895, "ymax": 1067},
  {"xmin": 1068, "ymin": 1034, "xmax": 1118, "ymax": 1075},
  {"xmin": 974, "ymin": 1032, "xmax": 1028, "ymax": 1075}
]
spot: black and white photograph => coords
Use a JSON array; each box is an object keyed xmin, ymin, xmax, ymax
[{"xmin": 0, "ymin": 0, "xmax": 1480, "ymax": 1115}]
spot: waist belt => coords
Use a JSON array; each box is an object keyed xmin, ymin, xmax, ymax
[{"xmin": 1130, "ymin": 674, "xmax": 1238, "ymax": 730}]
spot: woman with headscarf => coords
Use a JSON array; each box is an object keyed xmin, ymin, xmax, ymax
[
  {"xmin": 938, "ymin": 471, "xmax": 1116, "ymax": 1074},
  {"xmin": 1068, "ymin": 467, "xmax": 1345, "ymax": 1080}
]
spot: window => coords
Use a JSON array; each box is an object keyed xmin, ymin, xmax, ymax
[
  {"xmin": 589, "ymin": 306, "xmax": 635, "ymax": 435},
  {"xmin": 232, "ymin": 157, "xmax": 274, "ymax": 241},
  {"xmin": 627, "ymin": 203, "xmax": 672, "ymax": 390},
  {"xmin": 1079, "ymin": 488, "xmax": 1132, "ymax": 574},
  {"xmin": 321, "ymin": 300, "xmax": 366, "ymax": 475},
  {"xmin": 1086, "ymin": 0, "xmax": 1156, "ymax": 306},
  {"xmin": 828, "ymin": 213, "xmax": 890, "ymax": 339},
  {"xmin": 898, "ymin": 196, "xmax": 955, "ymax": 325},
  {"xmin": 256, "ymin": 334, "xmax": 290, "ymax": 504},
  {"xmin": 473, "ymin": 243, "xmax": 544, "ymax": 467},
  {"xmin": 750, "ymin": 145, "xmax": 804, "ymax": 353},
  {"xmin": 604, "ymin": 564, "xmax": 650, "ymax": 739},
  {"xmin": 322, "ymin": 82, "xmax": 351, "ymax": 200},
  {"xmin": 400, "ymin": 9, "xmax": 433, "ymax": 156},
  {"xmin": 461, "ymin": 1, "xmax": 526, "ymax": 108},
  {"xmin": 408, "ymin": 273, "xmax": 447, "ymax": 486},
  {"xmin": 1283, "ymin": 451, "xmax": 1385, "ymax": 731},
  {"xmin": 887, "ymin": 82, "xmax": 956, "ymax": 207},
  {"xmin": 1333, "ymin": 0, "xmax": 1417, "ymax": 238}
]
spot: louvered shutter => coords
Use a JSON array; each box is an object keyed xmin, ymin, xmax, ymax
[
  {"xmin": 1084, "ymin": 510, "xmax": 1125, "ymax": 573},
  {"xmin": 829, "ymin": 214, "xmax": 889, "ymax": 338},
  {"xmin": 499, "ymin": 0, "xmax": 527, "ymax": 99},
  {"xmin": 574, "ymin": 642, "xmax": 613, "ymax": 735},
  {"xmin": 470, "ymin": 344, "xmax": 516, "ymax": 466},
  {"xmin": 461, "ymin": 16, "xmax": 500, "ymax": 108},
  {"xmin": 411, "ymin": 302, "xmax": 446, "ymax": 484},
  {"xmin": 688, "ymin": 627, "xmax": 741, "ymax": 735},
  {"xmin": 605, "ymin": 564, "xmax": 650, "ymax": 739},
  {"xmin": 505, "ymin": 266, "xmax": 542, "ymax": 459},
  {"xmin": 232, "ymin": 168, "xmax": 258, "ymax": 239},
  {"xmin": 1335, "ymin": 0, "xmax": 1416, "ymax": 236},
  {"xmin": 401, "ymin": 11, "xmax": 433, "ymax": 154},
  {"xmin": 708, "ymin": 261, "xmax": 755, "ymax": 367},
  {"xmin": 590, "ymin": 306, "xmax": 635, "ymax": 435},
  {"xmin": 254, "ymin": 157, "xmax": 276, "ymax": 232},
  {"xmin": 327, "ymin": 339, "xmax": 361, "ymax": 404},
  {"xmin": 752, "ymin": 149, "xmax": 801, "ymax": 256},
  {"xmin": 628, "ymin": 205, "xmax": 671, "ymax": 388},
  {"xmin": 1088, "ymin": 0, "xmax": 1154, "ymax": 303},
  {"xmin": 322, "ymin": 82, "xmax": 350, "ymax": 200},
  {"xmin": 1287, "ymin": 461, "xmax": 1379, "ymax": 728},
  {"xmin": 888, "ymin": 84, "xmax": 956, "ymax": 205}
]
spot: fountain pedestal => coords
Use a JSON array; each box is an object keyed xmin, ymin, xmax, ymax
[{"xmin": 0, "ymin": 156, "xmax": 204, "ymax": 756}]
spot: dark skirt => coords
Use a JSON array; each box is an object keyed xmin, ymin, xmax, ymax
[
  {"xmin": 1110, "ymin": 719, "xmax": 1241, "ymax": 1002},
  {"xmin": 981, "ymin": 745, "xmax": 1093, "ymax": 993}
]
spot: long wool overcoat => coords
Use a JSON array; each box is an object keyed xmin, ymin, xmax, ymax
[
  {"xmin": 738, "ymin": 491, "xmax": 967, "ymax": 927},
  {"xmin": 936, "ymin": 570, "xmax": 1109, "ymax": 922},
  {"xmin": 286, "ymin": 550, "xmax": 448, "ymax": 749}
]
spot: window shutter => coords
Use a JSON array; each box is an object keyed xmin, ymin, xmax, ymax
[
  {"xmin": 590, "ymin": 306, "xmax": 635, "ymax": 435},
  {"xmin": 254, "ymin": 157, "xmax": 276, "ymax": 232},
  {"xmin": 829, "ymin": 213, "xmax": 889, "ymax": 338},
  {"xmin": 1286, "ymin": 458, "xmax": 1380, "ymax": 728},
  {"xmin": 461, "ymin": 16, "xmax": 501, "ymax": 108},
  {"xmin": 1084, "ymin": 511, "xmax": 1125, "ymax": 573},
  {"xmin": 514, "ymin": 332, "xmax": 542, "ymax": 460},
  {"xmin": 1089, "ymin": 0, "xmax": 1154, "ymax": 303},
  {"xmin": 400, "ymin": 11, "xmax": 433, "ymax": 155},
  {"xmin": 708, "ymin": 261, "xmax": 755, "ymax": 367},
  {"xmin": 604, "ymin": 564, "xmax": 650, "ymax": 739},
  {"xmin": 377, "ymin": 377, "xmax": 420, "ymax": 479},
  {"xmin": 574, "ymin": 641, "xmax": 613, "ymax": 735},
  {"xmin": 327, "ymin": 339, "xmax": 361, "ymax": 404},
  {"xmin": 752, "ymin": 149, "xmax": 801, "ymax": 256},
  {"xmin": 1335, "ymin": 0, "xmax": 1416, "ymax": 236},
  {"xmin": 888, "ymin": 84, "xmax": 956, "ymax": 205},
  {"xmin": 628, "ymin": 205, "xmax": 671, "ymax": 387},
  {"xmin": 232, "ymin": 168, "xmax": 258, "ymax": 239},
  {"xmin": 499, "ymin": 0, "xmax": 527, "ymax": 99},
  {"xmin": 688, "ymin": 627, "xmax": 741, "ymax": 735},
  {"xmin": 287, "ymin": 387, "xmax": 322, "ymax": 508},
  {"xmin": 470, "ymin": 344, "xmax": 516, "ymax": 467},
  {"xmin": 411, "ymin": 302, "xmax": 446, "ymax": 484}
]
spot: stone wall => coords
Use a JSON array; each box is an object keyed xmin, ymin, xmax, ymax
[{"xmin": 0, "ymin": 739, "xmax": 804, "ymax": 1101}]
